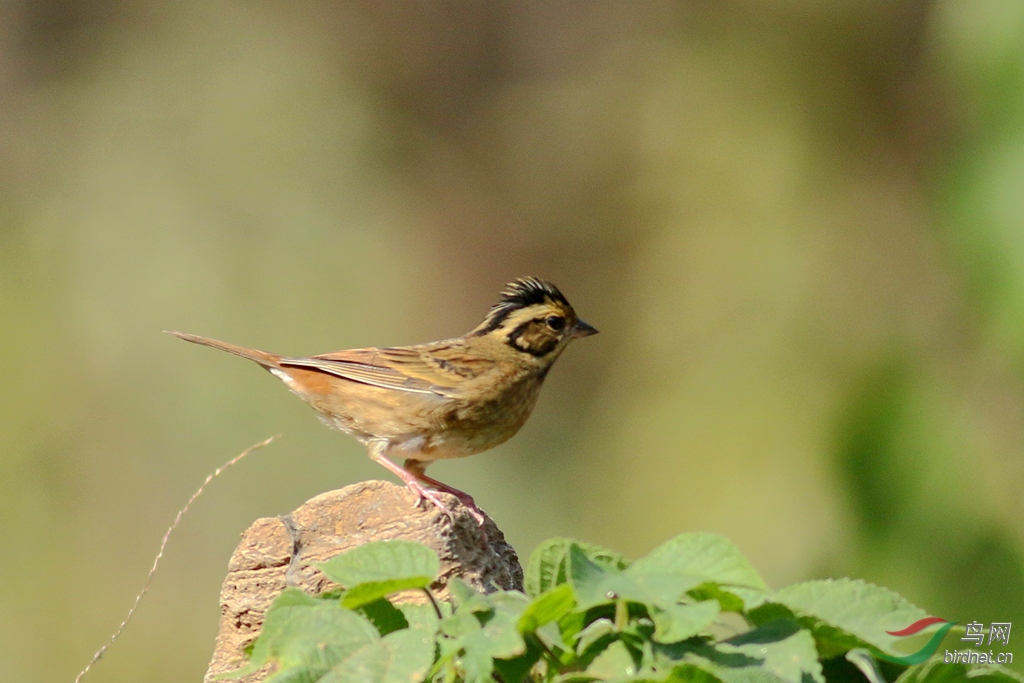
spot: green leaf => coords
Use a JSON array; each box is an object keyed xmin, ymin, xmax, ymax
[
  {"xmin": 520, "ymin": 584, "xmax": 577, "ymax": 632},
  {"xmin": 651, "ymin": 600, "xmax": 720, "ymax": 643},
  {"xmin": 475, "ymin": 604, "xmax": 528, "ymax": 659},
  {"xmin": 317, "ymin": 627, "xmax": 435, "ymax": 683},
  {"xmin": 441, "ymin": 610, "xmax": 483, "ymax": 640},
  {"xmin": 627, "ymin": 534, "xmax": 767, "ymax": 592},
  {"xmin": 263, "ymin": 669, "xmax": 326, "ymax": 683},
  {"xmin": 493, "ymin": 638, "xmax": 544, "ymax": 683},
  {"xmin": 689, "ymin": 583, "xmax": 766, "ymax": 613},
  {"xmin": 586, "ymin": 640, "xmax": 638, "ymax": 679},
  {"xmin": 663, "ymin": 662, "xmax": 730, "ymax": 683},
  {"xmin": 762, "ymin": 578, "xmax": 932, "ymax": 659},
  {"xmin": 569, "ymin": 545, "xmax": 680, "ymax": 611},
  {"xmin": 717, "ymin": 620, "xmax": 824, "ymax": 683},
  {"xmin": 845, "ymin": 648, "xmax": 888, "ymax": 683},
  {"xmin": 317, "ymin": 541, "xmax": 440, "ymax": 609},
  {"xmin": 526, "ymin": 538, "xmax": 629, "ymax": 597},
  {"xmin": 342, "ymin": 582, "xmax": 433, "ymax": 610},
  {"xmin": 455, "ymin": 606, "xmax": 529, "ymax": 683},
  {"xmin": 397, "ymin": 602, "xmax": 442, "ymax": 632},
  {"xmin": 319, "ymin": 540, "xmax": 441, "ymax": 586},
  {"xmin": 553, "ymin": 675, "xmax": 601, "ymax": 683},
  {"xmin": 897, "ymin": 659, "xmax": 1024, "ymax": 682},
  {"xmin": 447, "ymin": 577, "xmax": 492, "ymax": 614},
  {"xmin": 558, "ymin": 609, "xmax": 593, "ymax": 649},
  {"xmin": 247, "ymin": 588, "xmax": 379, "ymax": 674},
  {"xmin": 655, "ymin": 640, "xmax": 793, "ymax": 682},
  {"xmin": 714, "ymin": 671, "xmax": 792, "ymax": 683},
  {"xmin": 357, "ymin": 598, "xmax": 409, "ymax": 636},
  {"xmin": 490, "ymin": 589, "xmax": 530, "ymax": 618},
  {"xmin": 438, "ymin": 588, "xmax": 531, "ymax": 682},
  {"xmin": 635, "ymin": 572, "xmax": 708, "ymax": 607},
  {"xmin": 569, "ymin": 545, "xmax": 613, "ymax": 608},
  {"xmin": 574, "ymin": 618, "xmax": 617, "ymax": 659}
]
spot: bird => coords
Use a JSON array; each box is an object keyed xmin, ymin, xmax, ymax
[{"xmin": 167, "ymin": 277, "xmax": 597, "ymax": 525}]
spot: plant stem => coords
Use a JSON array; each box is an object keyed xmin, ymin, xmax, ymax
[
  {"xmin": 423, "ymin": 588, "xmax": 444, "ymax": 620},
  {"xmin": 615, "ymin": 599, "xmax": 628, "ymax": 631}
]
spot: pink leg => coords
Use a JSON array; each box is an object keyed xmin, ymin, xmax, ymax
[
  {"xmin": 366, "ymin": 443, "xmax": 459, "ymax": 522},
  {"xmin": 404, "ymin": 459, "xmax": 486, "ymax": 527}
]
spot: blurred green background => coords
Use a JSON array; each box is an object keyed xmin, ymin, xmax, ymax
[{"xmin": 1, "ymin": 1, "xmax": 1022, "ymax": 680}]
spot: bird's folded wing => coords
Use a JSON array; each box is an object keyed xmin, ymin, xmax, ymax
[{"xmin": 280, "ymin": 347, "xmax": 464, "ymax": 397}]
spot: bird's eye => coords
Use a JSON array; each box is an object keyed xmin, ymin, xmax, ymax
[{"xmin": 545, "ymin": 315, "xmax": 566, "ymax": 331}]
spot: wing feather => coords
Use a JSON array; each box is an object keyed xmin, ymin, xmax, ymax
[{"xmin": 279, "ymin": 344, "xmax": 474, "ymax": 397}]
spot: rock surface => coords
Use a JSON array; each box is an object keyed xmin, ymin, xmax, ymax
[{"xmin": 203, "ymin": 480, "xmax": 523, "ymax": 683}]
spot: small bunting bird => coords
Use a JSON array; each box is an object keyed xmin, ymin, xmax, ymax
[{"xmin": 168, "ymin": 277, "xmax": 596, "ymax": 524}]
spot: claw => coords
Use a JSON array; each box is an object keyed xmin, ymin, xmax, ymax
[
  {"xmin": 367, "ymin": 444, "xmax": 489, "ymax": 541},
  {"xmin": 405, "ymin": 479, "xmax": 457, "ymax": 523}
]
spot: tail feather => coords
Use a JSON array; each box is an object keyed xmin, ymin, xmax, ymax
[{"xmin": 164, "ymin": 330, "xmax": 281, "ymax": 368}]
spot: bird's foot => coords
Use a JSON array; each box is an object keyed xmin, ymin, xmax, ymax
[
  {"xmin": 404, "ymin": 479, "xmax": 458, "ymax": 523},
  {"xmin": 403, "ymin": 472, "xmax": 486, "ymax": 527},
  {"xmin": 403, "ymin": 481, "xmax": 488, "ymax": 543},
  {"xmin": 426, "ymin": 487, "xmax": 484, "ymax": 527}
]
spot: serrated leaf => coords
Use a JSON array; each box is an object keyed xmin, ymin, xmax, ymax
[
  {"xmin": 569, "ymin": 545, "xmax": 677, "ymax": 611},
  {"xmin": 520, "ymin": 584, "xmax": 577, "ymax": 632},
  {"xmin": 316, "ymin": 541, "xmax": 440, "ymax": 609},
  {"xmin": 319, "ymin": 540, "xmax": 441, "ymax": 586},
  {"xmin": 627, "ymin": 534, "xmax": 766, "ymax": 592},
  {"xmin": 451, "ymin": 604, "xmax": 528, "ymax": 683},
  {"xmin": 526, "ymin": 538, "xmax": 629, "ymax": 597},
  {"xmin": 767, "ymin": 578, "xmax": 932, "ymax": 658},
  {"xmin": 717, "ymin": 620, "xmax": 824, "ymax": 683},
  {"xmin": 317, "ymin": 626, "xmax": 435, "ymax": 683},
  {"xmin": 652, "ymin": 600, "xmax": 720, "ymax": 643},
  {"xmin": 248, "ymin": 588, "xmax": 379, "ymax": 674}
]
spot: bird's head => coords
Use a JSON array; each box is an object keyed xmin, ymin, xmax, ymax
[{"xmin": 470, "ymin": 277, "xmax": 597, "ymax": 365}]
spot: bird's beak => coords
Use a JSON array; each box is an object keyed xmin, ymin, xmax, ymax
[{"xmin": 571, "ymin": 319, "xmax": 599, "ymax": 338}]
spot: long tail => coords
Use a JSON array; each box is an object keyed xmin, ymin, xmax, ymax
[{"xmin": 164, "ymin": 330, "xmax": 282, "ymax": 368}]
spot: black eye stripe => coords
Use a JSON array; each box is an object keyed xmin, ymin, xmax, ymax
[{"xmin": 506, "ymin": 320, "xmax": 560, "ymax": 357}]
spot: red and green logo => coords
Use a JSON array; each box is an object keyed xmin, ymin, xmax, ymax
[{"xmin": 874, "ymin": 617, "xmax": 957, "ymax": 665}]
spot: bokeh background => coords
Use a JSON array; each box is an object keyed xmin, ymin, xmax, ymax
[{"xmin": 1, "ymin": 1, "xmax": 1022, "ymax": 680}]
